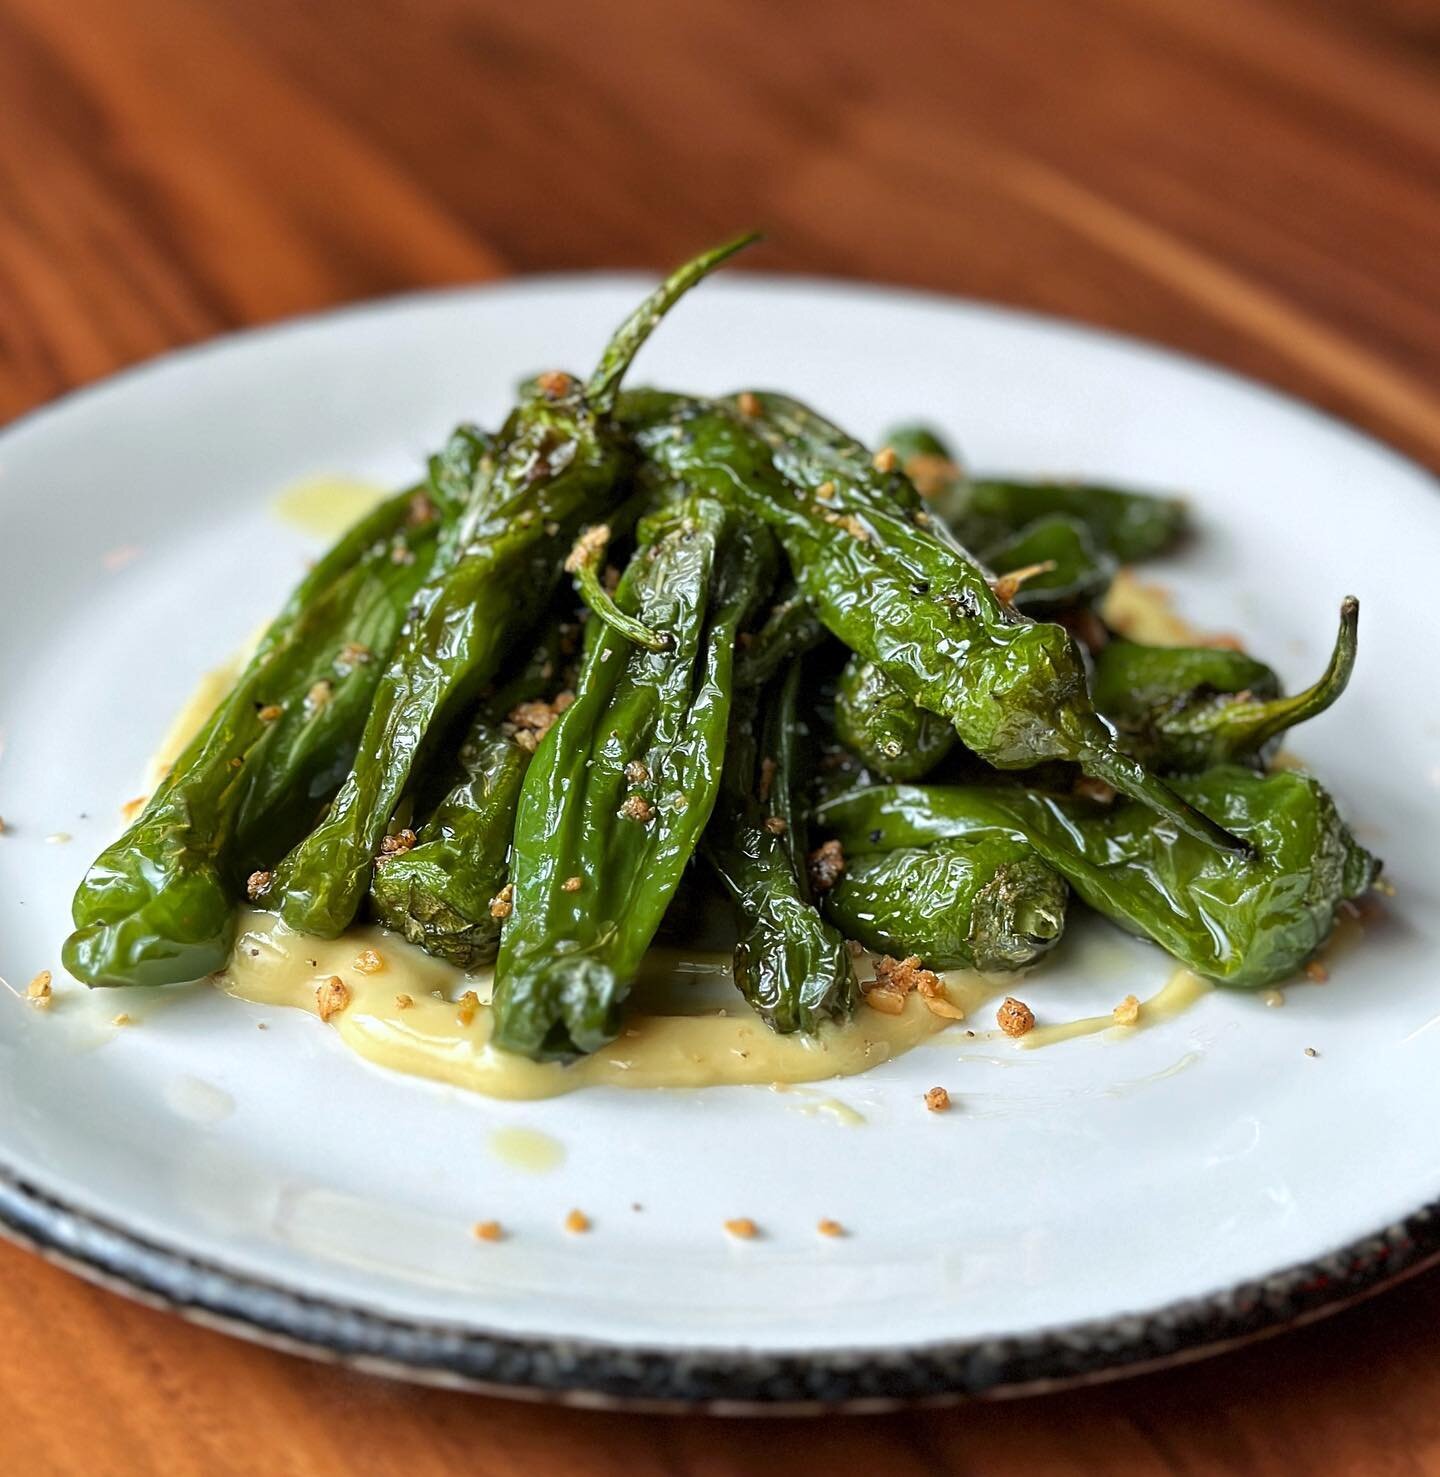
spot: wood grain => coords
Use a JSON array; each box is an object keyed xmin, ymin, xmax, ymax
[{"xmin": 1, "ymin": 0, "xmax": 1438, "ymax": 1470}]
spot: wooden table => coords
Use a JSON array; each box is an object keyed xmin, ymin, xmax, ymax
[{"xmin": 2, "ymin": 0, "xmax": 1437, "ymax": 1470}]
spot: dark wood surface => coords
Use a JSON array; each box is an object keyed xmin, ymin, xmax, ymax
[{"xmin": 2, "ymin": 0, "xmax": 1439, "ymax": 1470}]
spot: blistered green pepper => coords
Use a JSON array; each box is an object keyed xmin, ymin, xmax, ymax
[
  {"xmin": 64, "ymin": 487, "xmax": 443, "ymax": 989},
  {"xmin": 1091, "ymin": 599, "xmax": 1358, "ymax": 773},
  {"xmin": 817, "ymin": 767, "xmax": 1379, "ymax": 989},
  {"xmin": 823, "ymin": 837, "xmax": 1067, "ymax": 972},
  {"xmin": 882, "ymin": 422, "xmax": 1187, "ymax": 561},
  {"xmin": 706, "ymin": 661, "xmax": 857, "ymax": 1034},
  {"xmin": 626, "ymin": 390, "xmax": 1248, "ymax": 855},
  {"xmin": 733, "ymin": 581, "xmax": 828, "ymax": 690},
  {"xmin": 492, "ymin": 496, "xmax": 776, "ymax": 1060},
  {"xmin": 835, "ymin": 654, "xmax": 956, "ymax": 781},
  {"xmin": 981, "ymin": 513, "xmax": 1115, "ymax": 614},
  {"xmin": 264, "ymin": 235, "xmax": 757, "ymax": 940}
]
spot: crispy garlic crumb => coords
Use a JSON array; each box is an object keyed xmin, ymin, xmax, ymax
[
  {"xmin": 1112, "ymin": 994, "xmax": 1141, "ymax": 1027},
  {"xmin": 864, "ymin": 986, "xmax": 906, "ymax": 1016},
  {"xmin": 315, "ymin": 976, "xmax": 350, "ymax": 1022},
  {"xmin": 390, "ymin": 540, "xmax": 416, "ymax": 566},
  {"xmin": 456, "ymin": 989, "xmax": 480, "ymax": 1027},
  {"xmin": 26, "ymin": 971, "xmax": 52, "ymax": 1009},
  {"xmin": 562, "ymin": 875, "xmax": 583, "ymax": 893},
  {"xmin": 763, "ymin": 816, "xmax": 787, "ymax": 836},
  {"xmin": 815, "ymin": 480, "xmax": 837, "ymax": 501},
  {"xmin": 246, "ymin": 869, "xmax": 273, "ymax": 901},
  {"xmin": 923, "ymin": 992, "xmax": 966, "ymax": 1021},
  {"xmin": 623, "ymin": 759, "xmax": 650, "ymax": 785},
  {"xmin": 1304, "ymin": 1046, "xmax": 1320, "ymax": 1058},
  {"xmin": 724, "ymin": 1217, "xmax": 759, "ymax": 1240},
  {"xmin": 504, "ymin": 695, "xmax": 574, "ymax": 752},
  {"xmin": 0, "ymin": 815, "xmax": 6, "ymax": 834},
  {"xmin": 619, "ymin": 793, "xmax": 655, "ymax": 823},
  {"xmin": 394, "ymin": 993, "xmax": 414, "ymax": 1010},
  {"xmin": 808, "ymin": 839, "xmax": 846, "ymax": 893},
  {"xmin": 565, "ymin": 524, "xmax": 610, "ymax": 574},
  {"xmin": 112, "ymin": 1013, "xmax": 134, "ymax": 1027},
  {"xmin": 1304, "ymin": 960, "xmax": 1330, "ymax": 983},
  {"xmin": 121, "ymin": 795, "xmax": 147, "ymax": 821},
  {"xmin": 925, "ymin": 1086, "xmax": 951, "ymax": 1112},
  {"xmin": 353, "ymin": 948, "xmax": 384, "ymax": 975},
  {"xmin": 1373, "ymin": 877, "xmax": 1397, "ymax": 898},
  {"xmin": 257, "ymin": 703, "xmax": 284, "ymax": 724},
  {"xmin": 845, "ymin": 938, "xmax": 866, "ymax": 957},
  {"xmin": 872, "ymin": 446, "xmax": 898, "ymax": 473},
  {"xmin": 757, "ymin": 756, "xmax": 778, "ymax": 804},
  {"xmin": 736, "ymin": 391, "xmax": 762, "ymax": 418},
  {"xmin": 817, "ymin": 1218, "xmax": 845, "ymax": 1238},
  {"xmin": 905, "ymin": 452, "xmax": 961, "ymax": 499},
  {"xmin": 997, "ymin": 996, "xmax": 1036, "ymax": 1038},
  {"xmin": 1264, "ymin": 990, "xmax": 1285, "ymax": 1008},
  {"xmin": 472, "ymin": 1220, "xmax": 504, "ymax": 1242},
  {"xmin": 1073, "ymin": 775, "xmax": 1118, "ymax": 805},
  {"xmin": 537, "ymin": 369, "xmax": 575, "ymax": 398},
  {"xmin": 407, "ymin": 489, "xmax": 436, "ymax": 526},
  {"xmin": 564, "ymin": 1209, "xmax": 592, "ymax": 1234},
  {"xmin": 822, "ymin": 510, "xmax": 869, "ymax": 540},
  {"xmin": 337, "ymin": 641, "xmax": 372, "ymax": 671},
  {"xmin": 489, "ymin": 883, "xmax": 515, "ymax": 920},
  {"xmin": 305, "ymin": 679, "xmax": 333, "ymax": 711},
  {"xmin": 376, "ymin": 828, "xmax": 418, "ymax": 863},
  {"xmin": 873, "ymin": 954, "xmax": 939, "ymax": 998}
]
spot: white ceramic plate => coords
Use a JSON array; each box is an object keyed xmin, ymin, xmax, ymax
[{"xmin": 2, "ymin": 275, "xmax": 1438, "ymax": 1410}]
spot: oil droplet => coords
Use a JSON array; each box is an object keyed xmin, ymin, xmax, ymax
[
  {"xmin": 488, "ymin": 1126, "xmax": 566, "ymax": 1174},
  {"xmin": 272, "ymin": 475, "xmax": 387, "ymax": 539},
  {"xmin": 164, "ymin": 1074, "xmax": 236, "ymax": 1125}
]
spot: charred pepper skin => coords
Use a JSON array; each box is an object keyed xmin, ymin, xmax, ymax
[
  {"xmin": 1092, "ymin": 599, "xmax": 1359, "ymax": 773},
  {"xmin": 492, "ymin": 496, "xmax": 776, "ymax": 1061},
  {"xmin": 707, "ymin": 661, "xmax": 858, "ymax": 1035},
  {"xmin": 266, "ymin": 235, "xmax": 758, "ymax": 941},
  {"xmin": 835, "ymin": 654, "xmax": 956, "ymax": 782},
  {"xmin": 817, "ymin": 767, "xmax": 1379, "ymax": 989},
  {"xmin": 63, "ymin": 487, "xmax": 442, "ymax": 989},
  {"xmin": 626, "ymin": 389, "xmax": 1249, "ymax": 856},
  {"xmin": 823, "ymin": 837, "xmax": 1068, "ymax": 972}
]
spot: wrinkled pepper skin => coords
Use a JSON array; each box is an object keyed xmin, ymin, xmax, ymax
[
  {"xmin": 980, "ymin": 513, "xmax": 1115, "ymax": 615},
  {"xmin": 368, "ymin": 722, "xmax": 527, "ymax": 968},
  {"xmin": 881, "ymin": 422, "xmax": 1187, "ymax": 561},
  {"xmin": 733, "ymin": 581, "xmax": 828, "ymax": 690},
  {"xmin": 266, "ymin": 235, "xmax": 757, "ymax": 940},
  {"xmin": 835, "ymin": 654, "xmax": 956, "ymax": 781},
  {"xmin": 817, "ymin": 767, "xmax": 1379, "ymax": 989},
  {"xmin": 706, "ymin": 661, "xmax": 857, "ymax": 1034},
  {"xmin": 64, "ymin": 487, "xmax": 442, "ymax": 988},
  {"xmin": 823, "ymin": 837, "xmax": 1068, "ymax": 972},
  {"xmin": 1092, "ymin": 599, "xmax": 1359, "ymax": 773},
  {"xmin": 492, "ymin": 496, "xmax": 776, "ymax": 1061},
  {"xmin": 626, "ymin": 390, "xmax": 1247, "ymax": 855}
]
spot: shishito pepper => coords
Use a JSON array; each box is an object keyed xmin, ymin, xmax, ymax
[
  {"xmin": 265, "ymin": 234, "xmax": 757, "ymax": 940},
  {"xmin": 705, "ymin": 661, "xmax": 857, "ymax": 1034},
  {"xmin": 834, "ymin": 653, "xmax": 956, "ymax": 781},
  {"xmin": 882, "ymin": 422, "xmax": 1187, "ymax": 562},
  {"xmin": 823, "ymin": 837, "xmax": 1068, "ymax": 972},
  {"xmin": 979, "ymin": 513, "xmax": 1115, "ymax": 615},
  {"xmin": 1091, "ymin": 599, "xmax": 1359, "ymax": 773},
  {"xmin": 625, "ymin": 390, "xmax": 1248, "ymax": 855},
  {"xmin": 817, "ymin": 767, "xmax": 1380, "ymax": 989},
  {"xmin": 491, "ymin": 496, "xmax": 776, "ymax": 1060},
  {"xmin": 63, "ymin": 486, "xmax": 443, "ymax": 988}
]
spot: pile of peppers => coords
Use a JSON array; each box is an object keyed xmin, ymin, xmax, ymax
[{"xmin": 65, "ymin": 236, "xmax": 1380, "ymax": 1061}]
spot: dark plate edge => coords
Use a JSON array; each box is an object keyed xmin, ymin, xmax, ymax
[{"xmin": 1, "ymin": 1162, "xmax": 1435, "ymax": 1412}]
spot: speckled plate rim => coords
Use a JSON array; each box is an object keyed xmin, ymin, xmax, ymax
[
  {"xmin": 3, "ymin": 272, "xmax": 1438, "ymax": 1411},
  {"xmin": 0, "ymin": 1159, "xmax": 1435, "ymax": 1411}
]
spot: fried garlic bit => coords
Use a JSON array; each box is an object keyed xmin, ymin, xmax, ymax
[
  {"xmin": 489, "ymin": 883, "xmax": 515, "ymax": 920},
  {"xmin": 807, "ymin": 839, "xmax": 846, "ymax": 894},
  {"xmin": 472, "ymin": 1220, "xmax": 504, "ymax": 1242},
  {"xmin": 245, "ymin": 869, "xmax": 273, "ymax": 901},
  {"xmin": 997, "ymin": 996, "xmax": 1035, "ymax": 1038},
  {"xmin": 816, "ymin": 1218, "xmax": 845, "ymax": 1238},
  {"xmin": 1112, "ymin": 994, "xmax": 1141, "ymax": 1026},
  {"xmin": 924, "ymin": 1086, "xmax": 951, "ymax": 1113},
  {"xmin": 26, "ymin": 971, "xmax": 53, "ymax": 1010},
  {"xmin": 353, "ymin": 947, "xmax": 384, "ymax": 975},
  {"xmin": 564, "ymin": 523, "xmax": 610, "ymax": 574},
  {"xmin": 564, "ymin": 1209, "xmax": 592, "ymax": 1234},
  {"xmin": 723, "ymin": 1217, "xmax": 759, "ymax": 1240},
  {"xmin": 315, "ymin": 976, "xmax": 350, "ymax": 1022}
]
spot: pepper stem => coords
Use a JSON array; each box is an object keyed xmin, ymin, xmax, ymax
[
  {"xmin": 1221, "ymin": 596, "xmax": 1359, "ymax": 752},
  {"xmin": 1080, "ymin": 744, "xmax": 1254, "ymax": 857},
  {"xmin": 565, "ymin": 527, "xmax": 670, "ymax": 652},
  {"xmin": 585, "ymin": 232, "xmax": 762, "ymax": 414}
]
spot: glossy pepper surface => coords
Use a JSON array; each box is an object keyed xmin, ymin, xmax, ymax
[
  {"xmin": 1092, "ymin": 599, "xmax": 1359, "ymax": 772},
  {"xmin": 980, "ymin": 513, "xmax": 1115, "ymax": 615},
  {"xmin": 626, "ymin": 389, "xmax": 1248, "ymax": 855},
  {"xmin": 823, "ymin": 837, "xmax": 1068, "ymax": 972},
  {"xmin": 64, "ymin": 486, "xmax": 442, "ymax": 988},
  {"xmin": 817, "ymin": 766, "xmax": 1379, "ymax": 988},
  {"xmin": 265, "ymin": 235, "xmax": 757, "ymax": 940},
  {"xmin": 491, "ymin": 496, "xmax": 776, "ymax": 1060},
  {"xmin": 706, "ymin": 661, "xmax": 857, "ymax": 1034},
  {"xmin": 834, "ymin": 654, "xmax": 956, "ymax": 781}
]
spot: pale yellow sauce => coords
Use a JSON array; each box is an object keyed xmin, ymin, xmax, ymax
[
  {"xmin": 271, "ymin": 475, "xmax": 387, "ymax": 539},
  {"xmin": 1017, "ymin": 968, "xmax": 1211, "ymax": 1049},
  {"xmin": 488, "ymin": 1126, "xmax": 566, "ymax": 1173}
]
